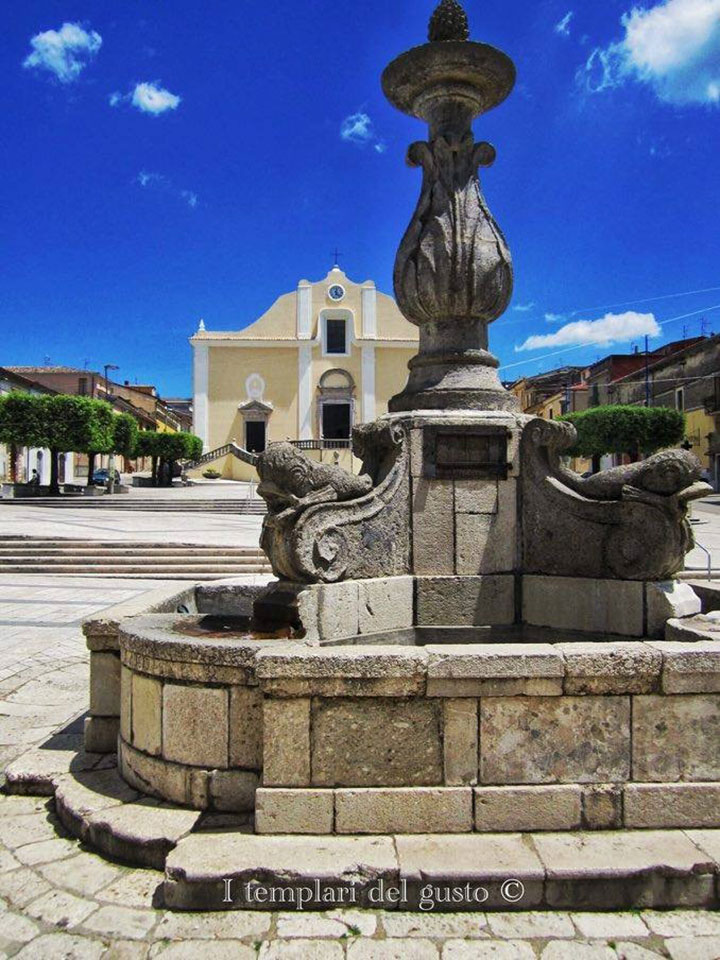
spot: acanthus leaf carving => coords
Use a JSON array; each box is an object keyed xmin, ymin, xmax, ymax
[{"xmin": 394, "ymin": 132, "xmax": 512, "ymax": 327}]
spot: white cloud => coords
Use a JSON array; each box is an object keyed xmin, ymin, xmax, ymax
[
  {"xmin": 513, "ymin": 301, "xmax": 536, "ymax": 312},
  {"xmin": 136, "ymin": 171, "xmax": 197, "ymax": 208},
  {"xmin": 136, "ymin": 171, "xmax": 165, "ymax": 188},
  {"xmin": 23, "ymin": 22, "xmax": 101, "ymax": 83},
  {"xmin": 340, "ymin": 112, "xmax": 386, "ymax": 154},
  {"xmin": 581, "ymin": 0, "xmax": 720, "ymax": 105},
  {"xmin": 109, "ymin": 91, "xmax": 123, "ymax": 107},
  {"xmin": 516, "ymin": 311, "xmax": 661, "ymax": 351},
  {"xmin": 544, "ymin": 311, "xmax": 565, "ymax": 322},
  {"xmin": 131, "ymin": 82, "xmax": 181, "ymax": 115},
  {"xmin": 555, "ymin": 11, "xmax": 574, "ymax": 36},
  {"xmin": 341, "ymin": 112, "xmax": 373, "ymax": 144}
]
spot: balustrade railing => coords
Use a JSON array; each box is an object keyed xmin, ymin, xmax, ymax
[{"xmin": 289, "ymin": 439, "xmax": 352, "ymax": 451}]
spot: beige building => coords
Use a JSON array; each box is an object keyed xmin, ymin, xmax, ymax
[{"xmin": 190, "ymin": 267, "xmax": 418, "ymax": 480}]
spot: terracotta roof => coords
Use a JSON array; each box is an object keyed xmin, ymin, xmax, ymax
[
  {"xmin": 5, "ymin": 365, "xmax": 93, "ymax": 374},
  {"xmin": 0, "ymin": 368, "xmax": 59, "ymax": 394}
]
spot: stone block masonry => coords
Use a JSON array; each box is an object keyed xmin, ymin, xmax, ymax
[
  {"xmin": 523, "ymin": 576, "xmax": 645, "ymax": 636},
  {"xmin": 416, "ymin": 576, "xmax": 515, "ymax": 626},
  {"xmin": 103, "ymin": 603, "xmax": 720, "ymax": 832}
]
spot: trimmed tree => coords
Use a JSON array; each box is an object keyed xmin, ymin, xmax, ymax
[
  {"xmin": 134, "ymin": 431, "xmax": 162, "ymax": 485},
  {"xmin": 44, "ymin": 396, "xmax": 115, "ymax": 495},
  {"xmin": 133, "ymin": 431, "xmax": 203, "ymax": 485},
  {"xmin": 185, "ymin": 434, "xmax": 203, "ymax": 462},
  {"xmin": 0, "ymin": 392, "xmax": 48, "ymax": 483},
  {"xmin": 155, "ymin": 433, "xmax": 193, "ymax": 486},
  {"xmin": 85, "ymin": 403, "xmax": 131, "ymax": 487},
  {"xmin": 562, "ymin": 405, "xmax": 685, "ymax": 469},
  {"xmin": 113, "ymin": 413, "xmax": 140, "ymax": 462}
]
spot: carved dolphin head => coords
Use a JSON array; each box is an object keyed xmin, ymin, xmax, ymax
[
  {"xmin": 636, "ymin": 449, "xmax": 702, "ymax": 495},
  {"xmin": 256, "ymin": 442, "xmax": 314, "ymax": 500}
]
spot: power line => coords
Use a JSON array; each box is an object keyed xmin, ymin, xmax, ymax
[
  {"xmin": 499, "ymin": 303, "xmax": 720, "ymax": 373},
  {"xmin": 566, "ymin": 284, "xmax": 720, "ymax": 317},
  {"xmin": 501, "ymin": 284, "xmax": 720, "ymax": 328}
]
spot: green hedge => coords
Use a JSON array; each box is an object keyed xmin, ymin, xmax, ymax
[{"xmin": 560, "ymin": 405, "xmax": 685, "ymax": 458}]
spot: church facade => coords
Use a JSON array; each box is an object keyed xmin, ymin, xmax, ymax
[{"xmin": 189, "ymin": 267, "xmax": 418, "ymax": 480}]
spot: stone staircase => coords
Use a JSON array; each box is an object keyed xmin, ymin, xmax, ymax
[
  {"xmin": 0, "ymin": 537, "xmax": 273, "ymax": 580},
  {"xmin": 0, "ymin": 496, "xmax": 266, "ymax": 514}
]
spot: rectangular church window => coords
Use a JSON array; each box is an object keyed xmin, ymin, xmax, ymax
[
  {"xmin": 326, "ymin": 318, "xmax": 347, "ymax": 354},
  {"xmin": 245, "ymin": 420, "xmax": 266, "ymax": 453}
]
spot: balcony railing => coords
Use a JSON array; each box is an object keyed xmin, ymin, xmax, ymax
[{"xmin": 289, "ymin": 439, "xmax": 352, "ymax": 451}]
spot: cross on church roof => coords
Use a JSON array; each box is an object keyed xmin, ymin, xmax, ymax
[{"xmin": 332, "ymin": 247, "xmax": 342, "ymax": 268}]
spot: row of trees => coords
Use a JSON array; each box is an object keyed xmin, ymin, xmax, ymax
[
  {"xmin": 0, "ymin": 392, "xmax": 202, "ymax": 493},
  {"xmin": 562, "ymin": 405, "xmax": 686, "ymax": 470},
  {"xmin": 136, "ymin": 430, "xmax": 203, "ymax": 486}
]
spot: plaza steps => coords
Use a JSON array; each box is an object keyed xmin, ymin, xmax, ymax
[
  {"xmin": 0, "ymin": 538, "xmax": 272, "ymax": 580},
  {"xmin": 0, "ymin": 497, "xmax": 266, "ymax": 515}
]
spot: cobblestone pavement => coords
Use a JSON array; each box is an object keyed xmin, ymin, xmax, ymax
[{"xmin": 2, "ymin": 576, "xmax": 720, "ymax": 958}]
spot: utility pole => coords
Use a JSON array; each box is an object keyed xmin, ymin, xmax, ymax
[
  {"xmin": 103, "ymin": 363, "xmax": 119, "ymax": 493},
  {"xmin": 644, "ymin": 335, "xmax": 650, "ymax": 407}
]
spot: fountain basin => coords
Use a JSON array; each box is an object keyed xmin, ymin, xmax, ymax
[{"xmin": 109, "ymin": 592, "xmax": 720, "ymax": 834}]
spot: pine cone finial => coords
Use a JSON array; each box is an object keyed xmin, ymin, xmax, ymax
[{"xmin": 428, "ymin": 0, "xmax": 470, "ymax": 42}]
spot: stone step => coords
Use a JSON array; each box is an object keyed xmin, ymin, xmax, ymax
[
  {"xmin": 4, "ymin": 753, "xmax": 720, "ymax": 912},
  {"xmin": 0, "ymin": 564, "xmax": 271, "ymax": 576},
  {"xmin": 0, "ymin": 498, "xmax": 265, "ymax": 513},
  {"xmin": 0, "ymin": 554, "xmax": 268, "ymax": 565},
  {"xmin": 164, "ymin": 828, "xmax": 720, "ymax": 912},
  {"xmin": 0, "ymin": 547, "xmax": 265, "ymax": 557},
  {"xmin": 0, "ymin": 539, "xmax": 261, "ymax": 550},
  {"xmin": 21, "ymin": 572, "xmax": 270, "ymax": 580},
  {"xmin": 0, "ymin": 538, "xmax": 271, "ymax": 576}
]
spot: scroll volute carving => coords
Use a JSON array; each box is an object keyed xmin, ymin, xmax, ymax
[{"xmin": 394, "ymin": 133, "xmax": 513, "ymax": 327}]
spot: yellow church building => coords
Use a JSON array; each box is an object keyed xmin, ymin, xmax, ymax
[{"xmin": 189, "ymin": 267, "xmax": 418, "ymax": 480}]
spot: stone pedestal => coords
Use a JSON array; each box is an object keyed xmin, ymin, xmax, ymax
[{"xmin": 403, "ymin": 411, "xmax": 524, "ymax": 578}]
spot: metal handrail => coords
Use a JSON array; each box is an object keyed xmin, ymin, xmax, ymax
[{"xmin": 693, "ymin": 539, "xmax": 713, "ymax": 581}]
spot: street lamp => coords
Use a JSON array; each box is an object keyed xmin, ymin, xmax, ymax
[{"xmin": 103, "ymin": 364, "xmax": 119, "ymax": 493}]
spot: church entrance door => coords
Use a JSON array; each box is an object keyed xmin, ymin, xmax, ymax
[{"xmin": 322, "ymin": 402, "xmax": 351, "ymax": 441}]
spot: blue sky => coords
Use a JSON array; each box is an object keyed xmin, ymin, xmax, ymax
[{"xmin": 2, "ymin": 0, "xmax": 719, "ymax": 396}]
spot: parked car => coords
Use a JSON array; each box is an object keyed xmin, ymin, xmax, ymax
[{"xmin": 90, "ymin": 468, "xmax": 121, "ymax": 486}]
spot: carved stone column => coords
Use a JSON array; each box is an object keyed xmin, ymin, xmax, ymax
[{"xmin": 382, "ymin": 0, "xmax": 517, "ymax": 412}]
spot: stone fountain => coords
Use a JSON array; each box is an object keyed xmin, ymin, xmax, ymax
[{"xmin": 10, "ymin": 0, "xmax": 720, "ymax": 913}]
